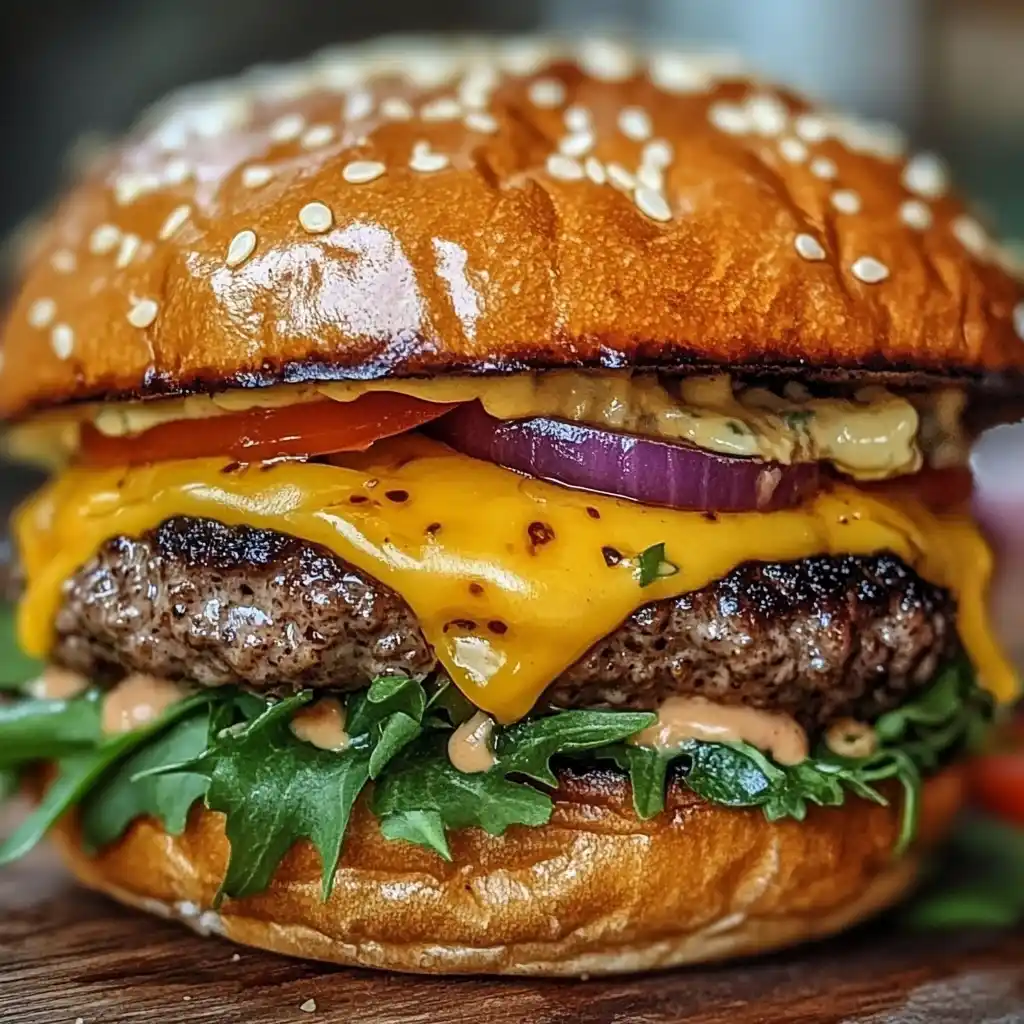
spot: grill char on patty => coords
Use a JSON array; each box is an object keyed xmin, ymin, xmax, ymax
[{"xmin": 52, "ymin": 517, "xmax": 958, "ymax": 731}]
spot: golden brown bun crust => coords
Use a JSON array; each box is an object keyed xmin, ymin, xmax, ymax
[
  {"xmin": 51, "ymin": 765, "xmax": 964, "ymax": 976},
  {"xmin": 2, "ymin": 39, "xmax": 1023, "ymax": 420}
]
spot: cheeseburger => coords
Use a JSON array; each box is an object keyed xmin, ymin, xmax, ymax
[{"xmin": 0, "ymin": 37, "xmax": 1020, "ymax": 976}]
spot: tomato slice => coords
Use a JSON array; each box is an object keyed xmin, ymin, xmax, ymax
[
  {"xmin": 969, "ymin": 714, "xmax": 1024, "ymax": 826},
  {"xmin": 80, "ymin": 393, "xmax": 460, "ymax": 466},
  {"xmin": 970, "ymin": 752, "xmax": 1024, "ymax": 826}
]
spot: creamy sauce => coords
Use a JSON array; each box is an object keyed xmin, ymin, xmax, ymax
[
  {"xmin": 29, "ymin": 665, "xmax": 89, "ymax": 700},
  {"xmin": 6, "ymin": 372, "xmax": 967, "ymax": 482},
  {"xmin": 447, "ymin": 711, "xmax": 497, "ymax": 773},
  {"xmin": 630, "ymin": 696, "xmax": 810, "ymax": 766},
  {"xmin": 289, "ymin": 697, "xmax": 349, "ymax": 751},
  {"xmin": 101, "ymin": 674, "xmax": 185, "ymax": 734},
  {"xmin": 824, "ymin": 717, "xmax": 879, "ymax": 760}
]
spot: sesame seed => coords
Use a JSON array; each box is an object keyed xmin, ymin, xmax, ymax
[
  {"xmin": 528, "ymin": 78, "xmax": 566, "ymax": 109},
  {"xmin": 159, "ymin": 204, "xmax": 191, "ymax": 241},
  {"xmin": 459, "ymin": 67, "xmax": 497, "ymax": 110},
  {"xmin": 899, "ymin": 199, "xmax": 932, "ymax": 231},
  {"xmin": 546, "ymin": 154, "xmax": 584, "ymax": 181},
  {"xmin": 810, "ymin": 157, "xmax": 837, "ymax": 180},
  {"xmin": 559, "ymin": 130, "xmax": 594, "ymax": 158},
  {"xmin": 851, "ymin": 256, "xmax": 890, "ymax": 283},
  {"xmin": 380, "ymin": 97, "xmax": 414, "ymax": 121},
  {"xmin": 830, "ymin": 189, "xmax": 862, "ymax": 215},
  {"xmin": 606, "ymin": 163, "xmax": 636, "ymax": 192},
  {"xmin": 51, "ymin": 323, "xmax": 74, "ymax": 360},
  {"xmin": 344, "ymin": 90, "xmax": 374, "ymax": 121},
  {"xmin": 794, "ymin": 113, "xmax": 829, "ymax": 143},
  {"xmin": 642, "ymin": 138, "xmax": 673, "ymax": 168},
  {"xmin": 231, "ymin": 953, "xmax": 241, "ymax": 962},
  {"xmin": 27, "ymin": 297, "xmax": 56, "ymax": 329},
  {"xmin": 584, "ymin": 156, "xmax": 606, "ymax": 184},
  {"xmin": 51, "ymin": 249, "xmax": 77, "ymax": 273},
  {"xmin": 952, "ymin": 215, "xmax": 989, "ymax": 257},
  {"xmin": 342, "ymin": 160, "xmax": 386, "ymax": 184},
  {"xmin": 163, "ymin": 159, "xmax": 191, "ymax": 187},
  {"xmin": 301, "ymin": 124, "xmax": 336, "ymax": 149},
  {"xmin": 636, "ymin": 164, "xmax": 663, "ymax": 191},
  {"xmin": 1014, "ymin": 302, "xmax": 1024, "ymax": 341},
  {"xmin": 634, "ymin": 186, "xmax": 672, "ymax": 222},
  {"xmin": 268, "ymin": 113, "xmax": 305, "ymax": 143},
  {"xmin": 115, "ymin": 233, "xmax": 142, "ymax": 268},
  {"xmin": 564, "ymin": 106, "xmax": 591, "ymax": 133},
  {"xmin": 649, "ymin": 52, "xmax": 711, "ymax": 94},
  {"xmin": 128, "ymin": 298, "xmax": 159, "ymax": 328},
  {"xmin": 464, "ymin": 111, "xmax": 498, "ymax": 134},
  {"xmin": 795, "ymin": 234, "xmax": 826, "ymax": 261},
  {"xmin": 300, "ymin": 998, "xmax": 317, "ymax": 1014},
  {"xmin": 409, "ymin": 143, "xmax": 449, "ymax": 173},
  {"xmin": 298, "ymin": 201, "xmax": 334, "ymax": 233},
  {"xmin": 114, "ymin": 171, "xmax": 161, "ymax": 205},
  {"xmin": 578, "ymin": 39, "xmax": 636, "ymax": 81},
  {"xmin": 902, "ymin": 152, "xmax": 948, "ymax": 199},
  {"xmin": 89, "ymin": 223, "xmax": 121, "ymax": 255},
  {"xmin": 241, "ymin": 165, "xmax": 274, "ymax": 189},
  {"xmin": 618, "ymin": 106, "xmax": 653, "ymax": 141},
  {"xmin": 226, "ymin": 229, "xmax": 257, "ymax": 268},
  {"xmin": 420, "ymin": 97, "xmax": 462, "ymax": 122},
  {"xmin": 708, "ymin": 102, "xmax": 750, "ymax": 136},
  {"xmin": 779, "ymin": 137, "xmax": 808, "ymax": 163},
  {"xmin": 746, "ymin": 94, "xmax": 788, "ymax": 136}
]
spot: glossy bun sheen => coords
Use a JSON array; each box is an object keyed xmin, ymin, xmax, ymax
[
  {"xmin": 2, "ymin": 37, "xmax": 1023, "ymax": 420},
  {"xmin": 51, "ymin": 766, "xmax": 964, "ymax": 975}
]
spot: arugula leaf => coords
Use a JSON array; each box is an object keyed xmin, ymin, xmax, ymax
[
  {"xmin": 593, "ymin": 745, "xmax": 671, "ymax": 819},
  {"xmin": 905, "ymin": 816, "xmax": 1024, "ymax": 930},
  {"xmin": 373, "ymin": 734, "xmax": 552, "ymax": 858},
  {"xmin": 596, "ymin": 659, "xmax": 991, "ymax": 854},
  {"xmin": 0, "ymin": 606, "xmax": 42, "ymax": 693},
  {"xmin": 0, "ymin": 693, "xmax": 103, "ymax": 768},
  {"xmin": 349, "ymin": 675, "xmax": 427, "ymax": 779},
  {"xmin": 79, "ymin": 706, "xmax": 212, "ymax": 851},
  {"xmin": 379, "ymin": 808, "xmax": 451, "ymax": 860},
  {"xmin": 0, "ymin": 692, "xmax": 210, "ymax": 865},
  {"xmin": 145, "ymin": 676, "xmax": 433, "ymax": 902},
  {"xmin": 634, "ymin": 542, "xmax": 679, "ymax": 587},
  {"xmin": 143, "ymin": 693, "xmax": 367, "ymax": 902},
  {"xmin": 497, "ymin": 710, "xmax": 655, "ymax": 786}
]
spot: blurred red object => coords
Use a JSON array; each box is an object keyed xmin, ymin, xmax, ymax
[
  {"xmin": 969, "ymin": 716, "xmax": 1024, "ymax": 825},
  {"xmin": 972, "ymin": 423, "xmax": 1024, "ymax": 680}
]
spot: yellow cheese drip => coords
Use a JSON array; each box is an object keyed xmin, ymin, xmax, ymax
[{"xmin": 13, "ymin": 436, "xmax": 1017, "ymax": 720}]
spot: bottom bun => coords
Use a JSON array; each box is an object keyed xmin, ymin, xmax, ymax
[{"xmin": 51, "ymin": 765, "xmax": 964, "ymax": 976}]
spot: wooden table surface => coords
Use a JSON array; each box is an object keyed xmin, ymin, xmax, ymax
[{"xmin": 0, "ymin": 804, "xmax": 1021, "ymax": 1024}]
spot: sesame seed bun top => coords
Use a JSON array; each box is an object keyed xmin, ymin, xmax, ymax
[{"xmin": 1, "ymin": 36, "xmax": 1023, "ymax": 421}]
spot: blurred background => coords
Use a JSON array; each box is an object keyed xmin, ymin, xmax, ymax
[{"xmin": 0, "ymin": 0, "xmax": 1022, "ymax": 653}]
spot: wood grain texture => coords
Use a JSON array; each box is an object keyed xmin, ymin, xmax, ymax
[{"xmin": 1, "ymin": 803, "xmax": 1022, "ymax": 1024}]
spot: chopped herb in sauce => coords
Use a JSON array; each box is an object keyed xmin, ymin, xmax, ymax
[
  {"xmin": 635, "ymin": 543, "xmax": 679, "ymax": 587},
  {"xmin": 783, "ymin": 410, "xmax": 814, "ymax": 428}
]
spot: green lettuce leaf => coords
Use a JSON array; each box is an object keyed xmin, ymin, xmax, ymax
[
  {"xmin": 0, "ymin": 606, "xmax": 42, "ymax": 693},
  {"xmin": 79, "ymin": 705, "xmax": 212, "ymax": 851},
  {"xmin": 373, "ymin": 708, "xmax": 656, "ymax": 858},
  {"xmin": 373, "ymin": 734, "xmax": 553, "ymax": 860},
  {"xmin": 143, "ymin": 675, "xmax": 434, "ymax": 902},
  {"xmin": 0, "ymin": 691, "xmax": 211, "ymax": 865},
  {"xmin": 594, "ymin": 659, "xmax": 990, "ymax": 854},
  {"xmin": 0, "ymin": 693, "xmax": 103, "ymax": 768}
]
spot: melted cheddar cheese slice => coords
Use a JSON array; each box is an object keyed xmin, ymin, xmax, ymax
[{"xmin": 14, "ymin": 435, "xmax": 1017, "ymax": 720}]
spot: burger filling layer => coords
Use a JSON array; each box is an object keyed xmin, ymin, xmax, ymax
[{"xmin": 0, "ymin": 417, "xmax": 1010, "ymax": 903}]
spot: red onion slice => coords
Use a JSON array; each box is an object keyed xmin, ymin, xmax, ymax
[{"xmin": 430, "ymin": 403, "xmax": 821, "ymax": 512}]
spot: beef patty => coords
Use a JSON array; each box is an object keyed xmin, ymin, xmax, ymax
[{"xmin": 52, "ymin": 517, "xmax": 957, "ymax": 730}]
